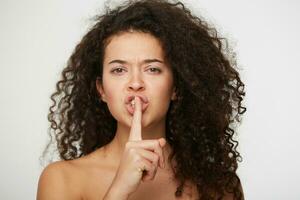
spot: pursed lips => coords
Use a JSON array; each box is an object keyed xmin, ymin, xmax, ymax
[
  {"xmin": 125, "ymin": 94, "xmax": 149, "ymax": 113},
  {"xmin": 125, "ymin": 94, "xmax": 149, "ymax": 105}
]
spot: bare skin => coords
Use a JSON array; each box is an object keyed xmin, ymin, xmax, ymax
[
  {"xmin": 36, "ymin": 31, "xmax": 240, "ymax": 200},
  {"xmin": 37, "ymin": 97, "xmax": 198, "ymax": 200},
  {"xmin": 37, "ymin": 32, "xmax": 199, "ymax": 200}
]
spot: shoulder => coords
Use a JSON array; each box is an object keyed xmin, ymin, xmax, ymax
[
  {"xmin": 38, "ymin": 160, "xmax": 77, "ymax": 183},
  {"xmin": 37, "ymin": 149, "xmax": 110, "ymax": 200},
  {"xmin": 37, "ymin": 160, "xmax": 83, "ymax": 200}
]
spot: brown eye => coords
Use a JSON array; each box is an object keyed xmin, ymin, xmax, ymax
[
  {"xmin": 148, "ymin": 67, "xmax": 161, "ymax": 74},
  {"xmin": 111, "ymin": 67, "xmax": 125, "ymax": 74}
]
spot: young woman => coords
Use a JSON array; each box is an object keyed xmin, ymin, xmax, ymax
[{"xmin": 37, "ymin": 0, "xmax": 246, "ymax": 199}]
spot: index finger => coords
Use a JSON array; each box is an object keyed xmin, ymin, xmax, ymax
[{"xmin": 128, "ymin": 96, "xmax": 142, "ymax": 141}]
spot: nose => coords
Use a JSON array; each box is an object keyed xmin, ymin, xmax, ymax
[{"xmin": 127, "ymin": 71, "xmax": 145, "ymax": 92}]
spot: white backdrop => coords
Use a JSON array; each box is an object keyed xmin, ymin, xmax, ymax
[{"xmin": 0, "ymin": 0, "xmax": 299, "ymax": 199}]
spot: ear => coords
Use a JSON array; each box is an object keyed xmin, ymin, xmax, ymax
[
  {"xmin": 171, "ymin": 86, "xmax": 177, "ymax": 101},
  {"xmin": 96, "ymin": 78, "xmax": 107, "ymax": 103}
]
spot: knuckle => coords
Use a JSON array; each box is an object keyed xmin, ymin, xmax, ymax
[
  {"xmin": 149, "ymin": 165, "xmax": 154, "ymax": 172},
  {"xmin": 152, "ymin": 163, "xmax": 157, "ymax": 171},
  {"xmin": 153, "ymin": 154, "xmax": 159, "ymax": 163},
  {"xmin": 132, "ymin": 153, "xmax": 142, "ymax": 162},
  {"xmin": 154, "ymin": 140, "xmax": 160, "ymax": 148},
  {"xmin": 151, "ymin": 166, "xmax": 157, "ymax": 179},
  {"xmin": 152, "ymin": 140, "xmax": 160, "ymax": 151},
  {"xmin": 128, "ymin": 147, "xmax": 136, "ymax": 154},
  {"xmin": 125, "ymin": 142, "xmax": 132, "ymax": 149},
  {"xmin": 133, "ymin": 156, "xmax": 142, "ymax": 164}
]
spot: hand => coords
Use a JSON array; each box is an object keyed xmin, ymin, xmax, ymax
[{"xmin": 106, "ymin": 96, "xmax": 166, "ymax": 198}]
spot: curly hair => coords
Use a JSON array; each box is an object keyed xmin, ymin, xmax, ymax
[{"xmin": 42, "ymin": 0, "xmax": 246, "ymax": 199}]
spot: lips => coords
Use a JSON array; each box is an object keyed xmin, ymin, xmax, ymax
[
  {"xmin": 125, "ymin": 95, "xmax": 149, "ymax": 115},
  {"xmin": 125, "ymin": 95, "xmax": 149, "ymax": 104}
]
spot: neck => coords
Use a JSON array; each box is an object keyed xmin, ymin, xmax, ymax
[{"xmin": 103, "ymin": 118, "xmax": 172, "ymax": 169}]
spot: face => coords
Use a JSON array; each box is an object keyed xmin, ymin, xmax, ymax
[{"xmin": 96, "ymin": 31, "xmax": 176, "ymax": 128}]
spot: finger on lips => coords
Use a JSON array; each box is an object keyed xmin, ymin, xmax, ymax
[
  {"xmin": 128, "ymin": 96, "xmax": 165, "ymax": 168},
  {"xmin": 129, "ymin": 96, "xmax": 142, "ymax": 141}
]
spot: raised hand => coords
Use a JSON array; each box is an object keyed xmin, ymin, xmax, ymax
[{"xmin": 104, "ymin": 96, "xmax": 166, "ymax": 199}]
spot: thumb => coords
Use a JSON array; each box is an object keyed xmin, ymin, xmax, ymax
[{"xmin": 158, "ymin": 138, "xmax": 166, "ymax": 148}]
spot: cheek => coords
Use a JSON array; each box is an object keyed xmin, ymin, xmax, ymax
[
  {"xmin": 155, "ymin": 76, "xmax": 174, "ymax": 98},
  {"xmin": 102, "ymin": 78, "xmax": 121, "ymax": 101},
  {"xmin": 151, "ymin": 80, "xmax": 174, "ymax": 112},
  {"xmin": 102, "ymin": 82, "xmax": 122, "ymax": 115}
]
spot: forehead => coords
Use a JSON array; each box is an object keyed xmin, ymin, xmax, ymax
[{"xmin": 103, "ymin": 31, "xmax": 166, "ymax": 63}]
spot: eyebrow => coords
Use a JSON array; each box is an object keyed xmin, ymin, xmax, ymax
[{"xmin": 108, "ymin": 59, "xmax": 164, "ymax": 65}]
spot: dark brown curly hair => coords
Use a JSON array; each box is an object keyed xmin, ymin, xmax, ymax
[{"xmin": 42, "ymin": 0, "xmax": 246, "ymax": 199}]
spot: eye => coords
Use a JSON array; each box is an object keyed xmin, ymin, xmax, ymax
[
  {"xmin": 111, "ymin": 67, "xmax": 126, "ymax": 74},
  {"xmin": 147, "ymin": 67, "xmax": 162, "ymax": 74}
]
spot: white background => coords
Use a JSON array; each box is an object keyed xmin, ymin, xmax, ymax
[{"xmin": 0, "ymin": 0, "xmax": 299, "ymax": 199}]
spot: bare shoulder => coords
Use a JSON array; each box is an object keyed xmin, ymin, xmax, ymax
[
  {"xmin": 37, "ymin": 148, "xmax": 116, "ymax": 200},
  {"xmin": 37, "ymin": 160, "xmax": 82, "ymax": 200}
]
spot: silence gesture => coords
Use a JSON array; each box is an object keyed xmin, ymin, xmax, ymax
[{"xmin": 103, "ymin": 96, "xmax": 166, "ymax": 199}]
